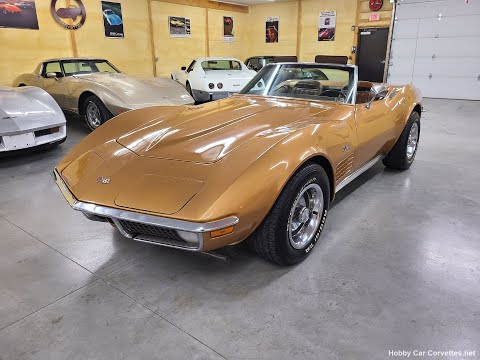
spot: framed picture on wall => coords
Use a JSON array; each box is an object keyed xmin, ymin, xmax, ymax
[
  {"xmin": 0, "ymin": 0, "xmax": 39, "ymax": 30},
  {"xmin": 318, "ymin": 11, "xmax": 336, "ymax": 41},
  {"xmin": 266, "ymin": 16, "xmax": 279, "ymax": 43},
  {"xmin": 223, "ymin": 16, "xmax": 234, "ymax": 42},
  {"xmin": 101, "ymin": 1, "xmax": 124, "ymax": 38},
  {"xmin": 169, "ymin": 16, "xmax": 191, "ymax": 38}
]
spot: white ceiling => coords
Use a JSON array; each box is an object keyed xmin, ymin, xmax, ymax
[{"xmin": 211, "ymin": 0, "xmax": 292, "ymax": 6}]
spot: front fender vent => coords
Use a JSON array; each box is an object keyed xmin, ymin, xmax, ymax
[{"xmin": 336, "ymin": 153, "xmax": 355, "ymax": 181}]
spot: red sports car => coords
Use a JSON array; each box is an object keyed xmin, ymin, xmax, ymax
[
  {"xmin": 0, "ymin": 3, "xmax": 22, "ymax": 14},
  {"xmin": 318, "ymin": 28, "xmax": 335, "ymax": 41}
]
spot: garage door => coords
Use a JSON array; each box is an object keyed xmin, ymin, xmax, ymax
[{"xmin": 387, "ymin": 0, "xmax": 480, "ymax": 100}]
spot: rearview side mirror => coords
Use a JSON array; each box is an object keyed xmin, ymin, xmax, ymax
[
  {"xmin": 181, "ymin": 66, "xmax": 187, "ymax": 71},
  {"xmin": 366, "ymin": 84, "xmax": 388, "ymax": 108},
  {"xmin": 45, "ymin": 72, "xmax": 59, "ymax": 80}
]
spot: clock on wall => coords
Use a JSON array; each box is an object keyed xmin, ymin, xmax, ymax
[{"xmin": 369, "ymin": 0, "xmax": 383, "ymax": 11}]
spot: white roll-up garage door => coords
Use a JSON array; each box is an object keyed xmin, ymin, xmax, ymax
[{"xmin": 387, "ymin": 0, "xmax": 480, "ymax": 100}]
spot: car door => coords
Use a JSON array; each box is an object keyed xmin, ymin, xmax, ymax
[
  {"xmin": 353, "ymin": 89, "xmax": 406, "ymax": 169},
  {"xmin": 39, "ymin": 61, "xmax": 68, "ymax": 108}
]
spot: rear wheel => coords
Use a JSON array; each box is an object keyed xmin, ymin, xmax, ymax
[
  {"xmin": 247, "ymin": 163, "xmax": 330, "ymax": 265},
  {"xmin": 82, "ymin": 95, "xmax": 112, "ymax": 131},
  {"xmin": 383, "ymin": 111, "xmax": 420, "ymax": 170},
  {"xmin": 186, "ymin": 82, "xmax": 195, "ymax": 101}
]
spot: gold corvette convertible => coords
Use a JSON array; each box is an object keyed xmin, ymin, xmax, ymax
[{"xmin": 54, "ymin": 63, "xmax": 422, "ymax": 265}]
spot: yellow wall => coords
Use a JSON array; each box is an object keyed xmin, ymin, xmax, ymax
[
  {"xmin": 247, "ymin": 1, "xmax": 298, "ymax": 58},
  {"xmin": 0, "ymin": 1, "xmax": 71, "ymax": 86},
  {"xmin": 299, "ymin": 0, "xmax": 357, "ymax": 63},
  {"xmin": 75, "ymin": 0, "xmax": 153, "ymax": 77},
  {"xmin": 207, "ymin": 9, "xmax": 248, "ymax": 61},
  {"xmin": 151, "ymin": 1, "xmax": 207, "ymax": 77},
  {"xmin": 0, "ymin": 0, "xmax": 387, "ymax": 86},
  {"xmin": 358, "ymin": 0, "xmax": 393, "ymax": 28}
]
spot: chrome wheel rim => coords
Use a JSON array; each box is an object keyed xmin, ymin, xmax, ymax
[
  {"xmin": 406, "ymin": 122, "xmax": 419, "ymax": 160},
  {"xmin": 86, "ymin": 102, "xmax": 101, "ymax": 128},
  {"xmin": 288, "ymin": 183, "xmax": 324, "ymax": 250}
]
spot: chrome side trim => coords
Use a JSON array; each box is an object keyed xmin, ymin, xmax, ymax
[
  {"xmin": 53, "ymin": 169, "xmax": 239, "ymax": 233},
  {"xmin": 335, "ymin": 155, "xmax": 384, "ymax": 193}
]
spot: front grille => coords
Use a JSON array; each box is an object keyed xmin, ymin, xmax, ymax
[
  {"xmin": 35, "ymin": 127, "xmax": 60, "ymax": 138},
  {"xmin": 117, "ymin": 220, "xmax": 183, "ymax": 241}
]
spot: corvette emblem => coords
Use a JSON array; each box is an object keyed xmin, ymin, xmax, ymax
[
  {"xmin": 342, "ymin": 144, "xmax": 351, "ymax": 152},
  {"xmin": 51, "ymin": 0, "xmax": 87, "ymax": 30},
  {"xmin": 96, "ymin": 177, "xmax": 111, "ymax": 184}
]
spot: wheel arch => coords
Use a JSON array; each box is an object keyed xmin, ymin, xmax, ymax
[
  {"xmin": 78, "ymin": 91, "xmax": 97, "ymax": 115},
  {"xmin": 198, "ymin": 133, "xmax": 336, "ymax": 250},
  {"xmin": 412, "ymin": 103, "xmax": 422, "ymax": 117},
  {"xmin": 304, "ymin": 155, "xmax": 335, "ymax": 201}
]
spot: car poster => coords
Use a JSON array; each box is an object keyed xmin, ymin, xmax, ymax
[
  {"xmin": 0, "ymin": 0, "xmax": 39, "ymax": 30},
  {"xmin": 223, "ymin": 16, "xmax": 234, "ymax": 43},
  {"xmin": 169, "ymin": 16, "xmax": 190, "ymax": 38},
  {"xmin": 266, "ymin": 16, "xmax": 279, "ymax": 43},
  {"xmin": 318, "ymin": 11, "xmax": 336, "ymax": 41},
  {"xmin": 101, "ymin": 1, "xmax": 124, "ymax": 38}
]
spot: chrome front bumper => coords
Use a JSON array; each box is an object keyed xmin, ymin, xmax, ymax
[{"xmin": 53, "ymin": 169, "xmax": 239, "ymax": 251}]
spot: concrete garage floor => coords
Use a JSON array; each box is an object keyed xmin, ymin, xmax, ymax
[{"xmin": 0, "ymin": 99, "xmax": 479, "ymax": 359}]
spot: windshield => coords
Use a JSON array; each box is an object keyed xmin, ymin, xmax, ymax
[
  {"xmin": 61, "ymin": 60, "xmax": 120, "ymax": 76},
  {"xmin": 201, "ymin": 60, "xmax": 242, "ymax": 71},
  {"xmin": 240, "ymin": 63, "xmax": 356, "ymax": 104}
]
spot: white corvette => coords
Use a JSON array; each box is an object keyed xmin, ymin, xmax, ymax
[
  {"xmin": 171, "ymin": 57, "xmax": 256, "ymax": 102},
  {"xmin": 0, "ymin": 85, "xmax": 66, "ymax": 154}
]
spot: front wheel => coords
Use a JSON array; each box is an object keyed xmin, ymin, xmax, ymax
[
  {"xmin": 383, "ymin": 111, "xmax": 420, "ymax": 170},
  {"xmin": 82, "ymin": 95, "xmax": 112, "ymax": 131},
  {"xmin": 247, "ymin": 163, "xmax": 330, "ymax": 265}
]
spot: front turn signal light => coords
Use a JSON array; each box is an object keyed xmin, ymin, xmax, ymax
[{"xmin": 210, "ymin": 226, "xmax": 235, "ymax": 238}]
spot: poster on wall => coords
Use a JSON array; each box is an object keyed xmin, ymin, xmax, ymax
[
  {"xmin": 0, "ymin": 0, "xmax": 39, "ymax": 30},
  {"xmin": 223, "ymin": 16, "xmax": 234, "ymax": 43},
  {"xmin": 265, "ymin": 16, "xmax": 278, "ymax": 43},
  {"xmin": 169, "ymin": 16, "xmax": 191, "ymax": 38},
  {"xmin": 318, "ymin": 11, "xmax": 336, "ymax": 41},
  {"xmin": 101, "ymin": 1, "xmax": 124, "ymax": 38}
]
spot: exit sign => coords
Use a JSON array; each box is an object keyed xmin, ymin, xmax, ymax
[{"xmin": 369, "ymin": 13, "xmax": 380, "ymax": 21}]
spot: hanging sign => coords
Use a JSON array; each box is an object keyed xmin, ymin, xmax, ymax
[
  {"xmin": 318, "ymin": 11, "xmax": 336, "ymax": 41},
  {"xmin": 369, "ymin": 0, "xmax": 384, "ymax": 11},
  {"xmin": 223, "ymin": 16, "xmax": 234, "ymax": 42},
  {"xmin": 51, "ymin": 0, "xmax": 86, "ymax": 30},
  {"xmin": 169, "ymin": 16, "xmax": 191, "ymax": 38},
  {"xmin": 266, "ymin": 16, "xmax": 279, "ymax": 43}
]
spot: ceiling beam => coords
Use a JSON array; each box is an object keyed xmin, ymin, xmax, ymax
[{"xmin": 153, "ymin": 0, "xmax": 249, "ymax": 14}]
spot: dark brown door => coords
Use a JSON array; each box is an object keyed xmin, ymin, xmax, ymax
[{"xmin": 357, "ymin": 27, "xmax": 389, "ymax": 82}]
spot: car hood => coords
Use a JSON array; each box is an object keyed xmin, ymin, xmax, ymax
[
  {"xmin": 0, "ymin": 86, "xmax": 62, "ymax": 134},
  {"xmin": 74, "ymin": 73, "xmax": 194, "ymax": 106},
  {"xmin": 116, "ymin": 95, "xmax": 344, "ymax": 163}
]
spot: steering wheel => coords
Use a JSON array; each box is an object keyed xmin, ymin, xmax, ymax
[{"xmin": 272, "ymin": 84, "xmax": 292, "ymax": 94}]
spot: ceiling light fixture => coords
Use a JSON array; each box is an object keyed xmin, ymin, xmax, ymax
[{"xmin": 209, "ymin": 0, "xmax": 249, "ymax": 7}]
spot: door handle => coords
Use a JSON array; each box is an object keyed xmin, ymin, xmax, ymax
[{"xmin": 380, "ymin": 60, "xmax": 386, "ymax": 64}]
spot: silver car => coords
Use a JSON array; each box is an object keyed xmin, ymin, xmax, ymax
[
  {"xmin": 0, "ymin": 85, "xmax": 66, "ymax": 153},
  {"xmin": 13, "ymin": 58, "xmax": 194, "ymax": 131}
]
